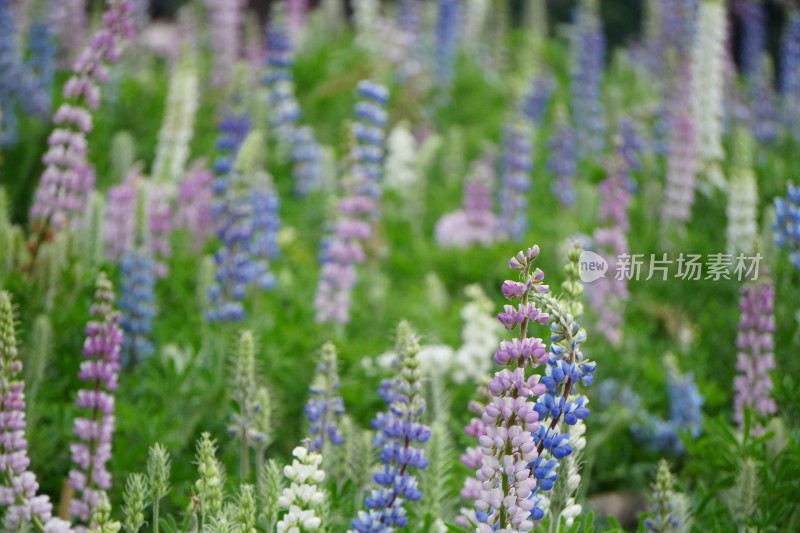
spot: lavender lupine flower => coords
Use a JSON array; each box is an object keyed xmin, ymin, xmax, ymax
[
  {"xmin": 29, "ymin": 0, "xmax": 134, "ymax": 236},
  {"xmin": 314, "ymin": 82, "xmax": 388, "ymax": 325},
  {"xmin": 690, "ymin": 0, "xmax": 727, "ymax": 187},
  {"xmin": 287, "ymin": 0, "xmax": 308, "ymax": 43},
  {"xmin": 175, "ymin": 161, "xmax": 215, "ymax": 249},
  {"xmin": 736, "ymin": 0, "xmax": 766, "ymax": 83},
  {"xmin": 0, "ymin": 292, "xmax": 72, "ymax": 532},
  {"xmin": 498, "ymin": 117, "xmax": 533, "ymax": 241},
  {"xmin": 589, "ymin": 141, "xmax": 631, "ymax": 346},
  {"xmin": 773, "ymin": 182, "xmax": 800, "ymax": 269},
  {"xmin": 351, "ymin": 321, "xmax": 430, "ymax": 532},
  {"xmin": 104, "ymin": 168, "xmax": 139, "ymax": 262},
  {"xmin": 734, "ymin": 278, "xmax": 777, "ymax": 434},
  {"xmin": 146, "ymin": 183, "xmax": 173, "ymax": 278},
  {"xmin": 548, "ymin": 107, "xmax": 577, "ymax": 207},
  {"xmin": 471, "ymin": 246, "xmax": 551, "ymax": 531},
  {"xmin": 455, "ymin": 383, "xmax": 490, "ymax": 529},
  {"xmin": 397, "ymin": 0, "xmax": 421, "ymax": 37},
  {"xmin": 69, "ymin": 273, "xmax": 124, "ymax": 526},
  {"xmin": 435, "ymin": 0, "xmax": 461, "ymax": 90},
  {"xmin": 53, "ymin": 0, "xmax": 88, "ymax": 62},
  {"xmin": 435, "ymin": 154, "xmax": 499, "ymax": 247},
  {"xmin": 205, "ymin": 0, "xmax": 243, "ymax": 87},
  {"xmin": 570, "ymin": 0, "xmax": 606, "ymax": 159},
  {"xmin": 661, "ymin": 61, "xmax": 697, "ymax": 230},
  {"xmin": 305, "ymin": 342, "xmax": 345, "ymax": 452},
  {"xmin": 781, "ymin": 10, "xmax": 800, "ymax": 139}
]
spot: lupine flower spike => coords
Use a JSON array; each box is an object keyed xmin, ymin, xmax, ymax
[
  {"xmin": 351, "ymin": 321, "xmax": 430, "ymax": 531},
  {"xmin": 69, "ymin": 273, "xmax": 124, "ymax": 527},
  {"xmin": 734, "ymin": 277, "xmax": 777, "ymax": 435},
  {"xmin": 30, "ymin": 0, "xmax": 134, "ymax": 240},
  {"xmin": 305, "ymin": 342, "xmax": 346, "ymax": 452},
  {"xmin": 773, "ymin": 182, "xmax": 800, "ymax": 269},
  {"xmin": 472, "ymin": 246, "xmax": 550, "ymax": 531},
  {"xmin": 277, "ymin": 446, "xmax": 326, "ymax": 532},
  {"xmin": 644, "ymin": 459, "xmax": 692, "ymax": 533},
  {"xmin": 0, "ymin": 292, "xmax": 72, "ymax": 532}
]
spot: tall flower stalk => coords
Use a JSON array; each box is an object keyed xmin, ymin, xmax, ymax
[
  {"xmin": 734, "ymin": 278, "xmax": 777, "ymax": 434},
  {"xmin": 29, "ymin": 0, "xmax": 134, "ymax": 241},
  {"xmin": 498, "ymin": 115, "xmax": 533, "ymax": 241},
  {"xmin": 69, "ymin": 273, "xmax": 124, "ymax": 526},
  {"xmin": 305, "ymin": 342, "xmax": 345, "ymax": 452},
  {"xmin": 570, "ymin": 0, "xmax": 605, "ymax": 159},
  {"xmin": 205, "ymin": 0, "xmax": 243, "ymax": 87},
  {"xmin": 0, "ymin": 292, "xmax": 71, "ymax": 532},
  {"xmin": 351, "ymin": 321, "xmax": 430, "ymax": 531},
  {"xmin": 773, "ymin": 182, "xmax": 800, "ymax": 269},
  {"xmin": 473, "ymin": 246, "xmax": 550, "ymax": 531}
]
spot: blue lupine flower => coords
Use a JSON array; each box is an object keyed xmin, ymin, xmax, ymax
[
  {"xmin": 119, "ymin": 248, "xmax": 156, "ymax": 366},
  {"xmin": 352, "ymin": 323, "xmax": 430, "ymax": 532},
  {"xmin": 498, "ymin": 117, "xmax": 533, "ymax": 240},
  {"xmin": 774, "ymin": 182, "xmax": 800, "ymax": 268},
  {"xmin": 522, "ymin": 73, "xmax": 555, "ymax": 126},
  {"xmin": 780, "ymin": 11, "xmax": 800, "ymax": 138},
  {"xmin": 304, "ymin": 342, "xmax": 346, "ymax": 451},
  {"xmin": 570, "ymin": 0, "xmax": 606, "ymax": 159},
  {"xmin": 26, "ymin": 21, "xmax": 55, "ymax": 114},
  {"xmin": 435, "ymin": 0, "xmax": 460, "ymax": 90},
  {"xmin": 351, "ymin": 80, "xmax": 390, "ymax": 198},
  {"xmin": 738, "ymin": 0, "xmax": 766, "ymax": 83},
  {"xmin": 548, "ymin": 110, "xmax": 577, "ymax": 206}
]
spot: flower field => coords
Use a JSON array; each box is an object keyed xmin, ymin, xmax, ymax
[{"xmin": 1, "ymin": 0, "xmax": 800, "ymax": 532}]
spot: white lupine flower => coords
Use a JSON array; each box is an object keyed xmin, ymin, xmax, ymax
[
  {"xmin": 384, "ymin": 122, "xmax": 418, "ymax": 190},
  {"xmin": 277, "ymin": 446, "xmax": 325, "ymax": 532},
  {"xmin": 463, "ymin": 0, "xmax": 490, "ymax": 51},
  {"xmin": 353, "ymin": 0, "xmax": 379, "ymax": 49},
  {"xmin": 691, "ymin": 0, "xmax": 727, "ymax": 189},
  {"xmin": 152, "ymin": 48, "xmax": 199, "ymax": 187},
  {"xmin": 726, "ymin": 129, "xmax": 758, "ymax": 256},
  {"xmin": 451, "ymin": 284, "xmax": 503, "ymax": 383}
]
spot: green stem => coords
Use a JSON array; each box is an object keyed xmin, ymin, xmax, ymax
[{"xmin": 153, "ymin": 497, "xmax": 160, "ymax": 533}]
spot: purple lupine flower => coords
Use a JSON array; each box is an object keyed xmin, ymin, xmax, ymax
[
  {"xmin": 736, "ymin": 0, "xmax": 766, "ymax": 83},
  {"xmin": 749, "ymin": 55, "xmax": 778, "ymax": 143},
  {"xmin": 662, "ymin": 61, "xmax": 697, "ymax": 229},
  {"xmin": 104, "ymin": 168, "xmax": 139, "ymax": 262},
  {"xmin": 781, "ymin": 10, "xmax": 800, "ymax": 139},
  {"xmin": 773, "ymin": 182, "xmax": 800, "ymax": 269},
  {"xmin": 522, "ymin": 72, "xmax": 555, "ymax": 127},
  {"xmin": 351, "ymin": 322, "xmax": 430, "ymax": 531},
  {"xmin": 29, "ymin": 0, "xmax": 134, "ymax": 237},
  {"xmin": 248, "ymin": 170, "xmax": 281, "ymax": 290},
  {"xmin": 290, "ymin": 126, "xmax": 323, "ymax": 196},
  {"xmin": 570, "ymin": 0, "xmax": 606, "ymax": 159},
  {"xmin": 0, "ymin": 0, "xmax": 50, "ymax": 123},
  {"xmin": 0, "ymin": 292, "xmax": 72, "ymax": 532},
  {"xmin": 455, "ymin": 385, "xmax": 491, "ymax": 529},
  {"xmin": 305, "ymin": 342, "xmax": 345, "ymax": 451},
  {"xmin": 498, "ymin": 116, "xmax": 533, "ymax": 241},
  {"xmin": 472, "ymin": 246, "xmax": 551, "ymax": 531},
  {"xmin": 146, "ymin": 183, "xmax": 173, "ymax": 278},
  {"xmin": 176, "ymin": 161, "xmax": 215, "ymax": 250},
  {"xmin": 69, "ymin": 273, "xmax": 124, "ymax": 527},
  {"xmin": 734, "ymin": 278, "xmax": 777, "ymax": 434},
  {"xmin": 548, "ymin": 108, "xmax": 577, "ymax": 206},
  {"xmin": 53, "ymin": 0, "xmax": 88, "ymax": 62},
  {"xmin": 314, "ymin": 81, "xmax": 388, "ymax": 325},
  {"xmin": 435, "ymin": 154, "xmax": 499, "ymax": 247},
  {"xmin": 397, "ymin": 0, "xmax": 421, "ymax": 36},
  {"xmin": 287, "ymin": 0, "xmax": 308, "ymax": 41},
  {"xmin": 588, "ymin": 137, "xmax": 631, "ymax": 346},
  {"xmin": 435, "ymin": 0, "xmax": 460, "ymax": 90},
  {"xmin": 205, "ymin": 0, "xmax": 243, "ymax": 87}
]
